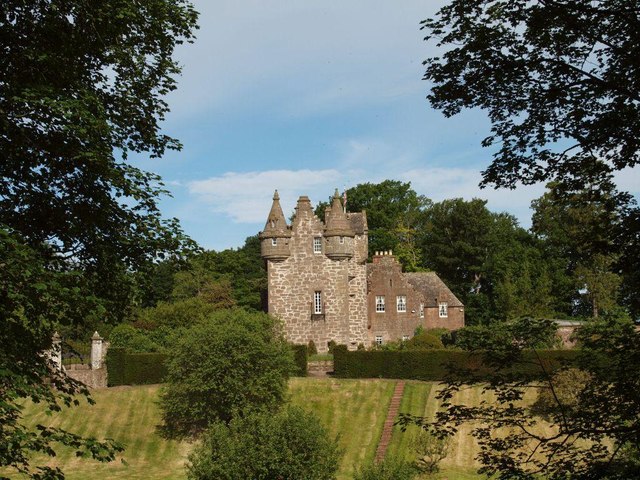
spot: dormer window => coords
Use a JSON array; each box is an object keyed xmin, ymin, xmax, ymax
[
  {"xmin": 271, "ymin": 238, "xmax": 277, "ymax": 246},
  {"xmin": 313, "ymin": 237, "xmax": 322, "ymax": 253}
]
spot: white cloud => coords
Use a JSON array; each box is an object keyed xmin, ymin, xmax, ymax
[{"xmin": 188, "ymin": 169, "xmax": 343, "ymax": 223}]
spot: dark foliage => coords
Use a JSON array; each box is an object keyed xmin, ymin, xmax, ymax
[{"xmin": 105, "ymin": 348, "xmax": 169, "ymax": 386}]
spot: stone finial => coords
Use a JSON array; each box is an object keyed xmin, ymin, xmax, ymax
[
  {"xmin": 260, "ymin": 189, "xmax": 290, "ymax": 236},
  {"xmin": 92, "ymin": 331, "xmax": 102, "ymax": 341}
]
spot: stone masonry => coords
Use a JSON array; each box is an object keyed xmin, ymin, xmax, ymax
[{"xmin": 260, "ymin": 190, "xmax": 464, "ymax": 352}]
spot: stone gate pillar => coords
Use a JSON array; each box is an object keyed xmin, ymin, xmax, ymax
[
  {"xmin": 51, "ymin": 332, "xmax": 62, "ymax": 371},
  {"xmin": 91, "ymin": 331, "xmax": 103, "ymax": 370}
]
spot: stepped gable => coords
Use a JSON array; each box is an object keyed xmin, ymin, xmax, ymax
[{"xmin": 404, "ymin": 272, "xmax": 463, "ymax": 307}]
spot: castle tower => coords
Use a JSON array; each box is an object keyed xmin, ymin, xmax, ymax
[
  {"xmin": 259, "ymin": 190, "xmax": 291, "ymax": 261},
  {"xmin": 324, "ymin": 189, "xmax": 355, "ymax": 260}
]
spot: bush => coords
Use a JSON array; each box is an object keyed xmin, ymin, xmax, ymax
[
  {"xmin": 405, "ymin": 332, "xmax": 444, "ymax": 350},
  {"xmin": 353, "ymin": 458, "xmax": 417, "ymax": 480},
  {"xmin": 414, "ymin": 429, "xmax": 450, "ymax": 475},
  {"xmin": 291, "ymin": 344, "xmax": 308, "ymax": 376},
  {"xmin": 327, "ymin": 339, "xmax": 337, "ymax": 354},
  {"xmin": 159, "ymin": 309, "xmax": 294, "ymax": 438},
  {"xmin": 134, "ymin": 297, "xmax": 216, "ymax": 330},
  {"xmin": 108, "ymin": 324, "xmax": 162, "ymax": 352},
  {"xmin": 187, "ymin": 406, "xmax": 341, "ymax": 480},
  {"xmin": 531, "ymin": 368, "xmax": 592, "ymax": 418},
  {"xmin": 307, "ymin": 339, "xmax": 318, "ymax": 356}
]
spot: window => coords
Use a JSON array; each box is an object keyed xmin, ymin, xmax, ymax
[
  {"xmin": 396, "ymin": 295, "xmax": 406, "ymax": 313},
  {"xmin": 339, "ymin": 236, "xmax": 345, "ymax": 244},
  {"xmin": 271, "ymin": 238, "xmax": 277, "ymax": 246},
  {"xmin": 313, "ymin": 237, "xmax": 322, "ymax": 253},
  {"xmin": 375, "ymin": 335, "xmax": 383, "ymax": 346},
  {"xmin": 402, "ymin": 335, "xmax": 410, "ymax": 342},
  {"xmin": 419, "ymin": 303, "xmax": 424, "ymax": 318},
  {"xmin": 375, "ymin": 295, "xmax": 385, "ymax": 312},
  {"xmin": 439, "ymin": 302, "xmax": 448, "ymax": 318},
  {"xmin": 314, "ymin": 291, "xmax": 322, "ymax": 314}
]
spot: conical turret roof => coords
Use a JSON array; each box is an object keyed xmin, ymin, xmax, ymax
[
  {"xmin": 324, "ymin": 189, "xmax": 355, "ymax": 237},
  {"xmin": 260, "ymin": 190, "xmax": 291, "ymax": 237}
]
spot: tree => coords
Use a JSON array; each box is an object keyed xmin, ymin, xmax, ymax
[
  {"xmin": 1, "ymin": 1, "xmax": 198, "ymax": 477},
  {"xmin": 187, "ymin": 406, "xmax": 341, "ymax": 480},
  {"xmin": 317, "ymin": 181, "xmax": 431, "ymax": 268},
  {"xmin": 401, "ymin": 315, "xmax": 640, "ymax": 479},
  {"xmin": 159, "ymin": 309, "xmax": 294, "ymax": 438},
  {"xmin": 422, "ymin": 1, "xmax": 640, "ymax": 189}
]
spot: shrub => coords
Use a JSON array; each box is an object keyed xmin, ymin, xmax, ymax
[
  {"xmin": 187, "ymin": 406, "xmax": 341, "ymax": 480},
  {"xmin": 327, "ymin": 339, "xmax": 337, "ymax": 354},
  {"xmin": 531, "ymin": 368, "xmax": 592, "ymax": 418},
  {"xmin": 405, "ymin": 332, "xmax": 444, "ymax": 350},
  {"xmin": 159, "ymin": 309, "xmax": 294, "ymax": 438},
  {"xmin": 291, "ymin": 344, "xmax": 308, "ymax": 376},
  {"xmin": 353, "ymin": 458, "xmax": 417, "ymax": 480},
  {"xmin": 108, "ymin": 323, "xmax": 161, "ymax": 352},
  {"xmin": 135, "ymin": 297, "xmax": 217, "ymax": 330},
  {"xmin": 307, "ymin": 339, "xmax": 318, "ymax": 356},
  {"xmin": 414, "ymin": 429, "xmax": 450, "ymax": 474}
]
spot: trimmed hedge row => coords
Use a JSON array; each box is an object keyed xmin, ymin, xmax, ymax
[
  {"xmin": 291, "ymin": 344, "xmax": 308, "ymax": 377},
  {"xmin": 106, "ymin": 347, "xmax": 168, "ymax": 386},
  {"xmin": 333, "ymin": 346, "xmax": 580, "ymax": 380}
]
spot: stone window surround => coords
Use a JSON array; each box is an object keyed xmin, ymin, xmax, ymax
[
  {"xmin": 396, "ymin": 295, "xmax": 406, "ymax": 313},
  {"xmin": 313, "ymin": 237, "xmax": 322, "ymax": 253},
  {"xmin": 419, "ymin": 303, "xmax": 424, "ymax": 318},
  {"xmin": 375, "ymin": 335, "xmax": 383, "ymax": 345},
  {"xmin": 375, "ymin": 295, "xmax": 385, "ymax": 312},
  {"xmin": 439, "ymin": 302, "xmax": 448, "ymax": 318},
  {"xmin": 271, "ymin": 237, "xmax": 277, "ymax": 246}
]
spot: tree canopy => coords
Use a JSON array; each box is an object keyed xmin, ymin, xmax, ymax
[
  {"xmin": 422, "ymin": 0, "xmax": 640, "ymax": 188},
  {"xmin": 1, "ymin": 1, "xmax": 198, "ymax": 477},
  {"xmin": 159, "ymin": 309, "xmax": 294, "ymax": 438}
]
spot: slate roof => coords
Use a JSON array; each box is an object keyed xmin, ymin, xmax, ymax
[
  {"xmin": 347, "ymin": 212, "xmax": 368, "ymax": 235},
  {"xmin": 405, "ymin": 272, "xmax": 463, "ymax": 307}
]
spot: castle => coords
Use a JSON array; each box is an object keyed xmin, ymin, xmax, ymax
[{"xmin": 259, "ymin": 190, "xmax": 464, "ymax": 352}]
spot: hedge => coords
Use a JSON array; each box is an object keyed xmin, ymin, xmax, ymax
[
  {"xmin": 291, "ymin": 344, "xmax": 308, "ymax": 377},
  {"xmin": 106, "ymin": 347, "xmax": 168, "ymax": 386},
  {"xmin": 332, "ymin": 345, "xmax": 580, "ymax": 381}
]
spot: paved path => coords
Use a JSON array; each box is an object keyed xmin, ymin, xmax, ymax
[{"xmin": 375, "ymin": 380, "xmax": 406, "ymax": 463}]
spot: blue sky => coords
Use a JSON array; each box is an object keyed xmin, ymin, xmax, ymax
[{"xmin": 133, "ymin": 0, "xmax": 640, "ymax": 251}]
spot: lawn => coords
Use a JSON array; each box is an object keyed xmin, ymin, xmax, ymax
[
  {"xmin": 5, "ymin": 378, "xmax": 396, "ymax": 480},
  {"xmin": 7, "ymin": 378, "xmax": 550, "ymax": 479}
]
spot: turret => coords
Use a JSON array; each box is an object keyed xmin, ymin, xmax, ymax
[
  {"xmin": 259, "ymin": 190, "xmax": 291, "ymax": 261},
  {"xmin": 324, "ymin": 189, "xmax": 355, "ymax": 260}
]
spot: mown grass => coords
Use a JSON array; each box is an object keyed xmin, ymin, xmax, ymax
[
  {"xmin": 6, "ymin": 379, "xmax": 551, "ymax": 479},
  {"xmin": 5, "ymin": 378, "xmax": 396, "ymax": 480}
]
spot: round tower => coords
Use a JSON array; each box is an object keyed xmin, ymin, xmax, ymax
[
  {"xmin": 259, "ymin": 190, "xmax": 291, "ymax": 261},
  {"xmin": 324, "ymin": 189, "xmax": 355, "ymax": 260}
]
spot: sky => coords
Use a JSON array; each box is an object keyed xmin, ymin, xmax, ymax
[{"xmin": 133, "ymin": 0, "xmax": 640, "ymax": 251}]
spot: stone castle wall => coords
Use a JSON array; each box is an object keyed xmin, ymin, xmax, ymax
[{"xmin": 267, "ymin": 200, "xmax": 367, "ymax": 352}]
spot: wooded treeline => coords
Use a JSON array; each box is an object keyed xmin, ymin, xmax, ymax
[{"xmin": 109, "ymin": 174, "xmax": 638, "ymax": 340}]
